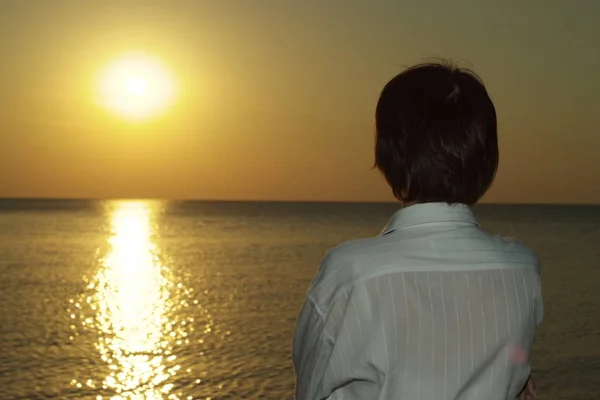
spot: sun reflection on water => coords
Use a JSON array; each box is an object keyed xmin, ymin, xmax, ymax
[
  {"xmin": 97, "ymin": 202, "xmax": 173, "ymax": 398},
  {"xmin": 69, "ymin": 201, "xmax": 207, "ymax": 399}
]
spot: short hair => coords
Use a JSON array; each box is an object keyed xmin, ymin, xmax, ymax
[{"xmin": 374, "ymin": 61, "xmax": 499, "ymax": 205}]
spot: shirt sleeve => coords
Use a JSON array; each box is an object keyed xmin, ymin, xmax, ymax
[
  {"xmin": 292, "ymin": 297, "xmax": 334, "ymax": 400},
  {"xmin": 293, "ymin": 287, "xmax": 383, "ymax": 400}
]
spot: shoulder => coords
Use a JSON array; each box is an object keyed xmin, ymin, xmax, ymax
[
  {"xmin": 321, "ymin": 237, "xmax": 379, "ymax": 267},
  {"xmin": 307, "ymin": 236, "xmax": 382, "ymax": 312},
  {"xmin": 486, "ymin": 232, "xmax": 541, "ymax": 272}
]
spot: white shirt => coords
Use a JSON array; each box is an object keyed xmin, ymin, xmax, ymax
[{"xmin": 293, "ymin": 203, "xmax": 543, "ymax": 400}]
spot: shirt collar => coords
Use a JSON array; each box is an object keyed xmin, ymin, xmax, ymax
[{"xmin": 380, "ymin": 202, "xmax": 479, "ymax": 235}]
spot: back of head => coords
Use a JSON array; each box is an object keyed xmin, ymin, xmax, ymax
[{"xmin": 374, "ymin": 61, "xmax": 498, "ymax": 205}]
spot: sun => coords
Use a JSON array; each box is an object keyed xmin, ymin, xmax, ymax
[
  {"xmin": 96, "ymin": 53, "xmax": 178, "ymax": 121},
  {"xmin": 125, "ymin": 77, "xmax": 147, "ymax": 97}
]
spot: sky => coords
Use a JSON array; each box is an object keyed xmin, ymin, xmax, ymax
[{"xmin": 0, "ymin": 1, "xmax": 599, "ymax": 204}]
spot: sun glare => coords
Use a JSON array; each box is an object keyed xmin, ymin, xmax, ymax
[{"xmin": 96, "ymin": 54, "xmax": 178, "ymax": 121}]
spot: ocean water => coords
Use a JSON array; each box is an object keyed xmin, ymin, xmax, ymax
[{"xmin": 0, "ymin": 200, "xmax": 598, "ymax": 400}]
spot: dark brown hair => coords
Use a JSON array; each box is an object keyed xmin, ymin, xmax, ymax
[{"xmin": 375, "ymin": 61, "xmax": 499, "ymax": 204}]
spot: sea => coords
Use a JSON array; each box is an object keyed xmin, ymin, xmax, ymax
[{"xmin": 0, "ymin": 199, "xmax": 598, "ymax": 400}]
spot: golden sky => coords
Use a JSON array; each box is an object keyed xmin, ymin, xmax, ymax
[{"xmin": 1, "ymin": 1, "xmax": 599, "ymax": 204}]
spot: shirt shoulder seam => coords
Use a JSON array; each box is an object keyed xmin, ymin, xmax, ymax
[
  {"xmin": 306, "ymin": 295, "xmax": 336, "ymax": 343},
  {"xmin": 307, "ymin": 295, "xmax": 327, "ymax": 318}
]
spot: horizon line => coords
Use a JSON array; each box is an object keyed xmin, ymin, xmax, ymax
[{"xmin": 0, "ymin": 197, "xmax": 598, "ymax": 207}]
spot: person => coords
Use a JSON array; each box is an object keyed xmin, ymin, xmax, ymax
[{"xmin": 292, "ymin": 61, "xmax": 543, "ymax": 400}]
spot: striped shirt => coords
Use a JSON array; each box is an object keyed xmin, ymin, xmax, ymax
[{"xmin": 292, "ymin": 202, "xmax": 543, "ymax": 400}]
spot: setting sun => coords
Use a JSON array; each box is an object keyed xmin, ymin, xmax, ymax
[{"xmin": 96, "ymin": 53, "xmax": 178, "ymax": 121}]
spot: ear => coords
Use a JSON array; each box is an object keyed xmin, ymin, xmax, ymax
[{"xmin": 400, "ymin": 174, "xmax": 412, "ymax": 202}]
